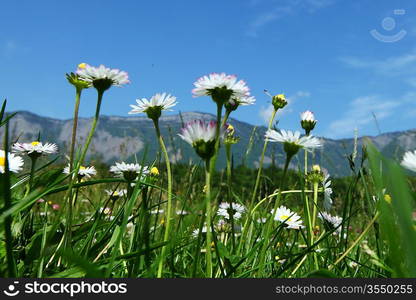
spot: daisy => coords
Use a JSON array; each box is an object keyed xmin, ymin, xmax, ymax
[
  {"xmin": 265, "ymin": 129, "xmax": 322, "ymax": 156},
  {"xmin": 271, "ymin": 205, "xmax": 304, "ymax": 230},
  {"xmin": 128, "ymin": 93, "xmax": 177, "ymax": 119},
  {"xmin": 63, "ymin": 164, "xmax": 96, "ymax": 178},
  {"xmin": 13, "ymin": 141, "xmax": 58, "ymax": 157},
  {"xmin": 401, "ymin": 150, "xmax": 416, "ymax": 172},
  {"xmin": 226, "ymin": 95, "xmax": 256, "ymax": 111},
  {"xmin": 110, "ymin": 162, "xmax": 149, "ymax": 182},
  {"xmin": 179, "ymin": 120, "xmax": 224, "ymax": 159},
  {"xmin": 76, "ymin": 64, "xmax": 129, "ymax": 92},
  {"xmin": 192, "ymin": 226, "xmax": 207, "ymax": 237},
  {"xmin": 0, "ymin": 150, "xmax": 24, "ymax": 173},
  {"xmin": 318, "ymin": 211, "xmax": 342, "ymax": 234},
  {"xmin": 192, "ymin": 73, "xmax": 251, "ymax": 104},
  {"xmin": 105, "ymin": 189, "xmax": 127, "ymax": 198},
  {"xmin": 300, "ymin": 110, "xmax": 317, "ymax": 134},
  {"xmin": 322, "ymin": 170, "xmax": 333, "ymax": 211},
  {"xmin": 217, "ymin": 202, "xmax": 246, "ymax": 220}
]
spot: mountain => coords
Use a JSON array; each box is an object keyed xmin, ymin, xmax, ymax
[{"xmin": 1, "ymin": 111, "xmax": 415, "ymax": 177}]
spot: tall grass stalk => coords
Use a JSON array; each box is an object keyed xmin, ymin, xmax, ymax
[
  {"xmin": 251, "ymin": 109, "xmax": 277, "ymax": 204},
  {"xmin": 153, "ymin": 119, "xmax": 173, "ymax": 278}
]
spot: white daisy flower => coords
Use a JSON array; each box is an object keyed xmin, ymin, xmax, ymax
[
  {"xmin": 128, "ymin": 93, "xmax": 177, "ymax": 115},
  {"xmin": 110, "ymin": 162, "xmax": 149, "ymax": 182},
  {"xmin": 192, "ymin": 226, "xmax": 207, "ymax": 237},
  {"xmin": 76, "ymin": 64, "xmax": 129, "ymax": 90},
  {"xmin": 217, "ymin": 202, "xmax": 246, "ymax": 220},
  {"xmin": 300, "ymin": 110, "xmax": 316, "ymax": 122},
  {"xmin": 176, "ymin": 209, "xmax": 189, "ymax": 215},
  {"xmin": 300, "ymin": 110, "xmax": 317, "ymax": 134},
  {"xmin": 322, "ymin": 171, "xmax": 333, "ymax": 211},
  {"xmin": 318, "ymin": 211, "xmax": 342, "ymax": 234},
  {"xmin": 63, "ymin": 164, "xmax": 96, "ymax": 178},
  {"xmin": 401, "ymin": 150, "xmax": 416, "ymax": 172},
  {"xmin": 13, "ymin": 141, "xmax": 58, "ymax": 157},
  {"xmin": 257, "ymin": 217, "xmax": 268, "ymax": 224},
  {"xmin": 265, "ymin": 129, "xmax": 322, "ymax": 154},
  {"xmin": 192, "ymin": 73, "xmax": 251, "ymax": 103},
  {"xmin": 0, "ymin": 150, "xmax": 24, "ymax": 173},
  {"xmin": 179, "ymin": 120, "xmax": 226, "ymax": 159},
  {"xmin": 150, "ymin": 209, "xmax": 164, "ymax": 215},
  {"xmin": 271, "ymin": 205, "xmax": 304, "ymax": 230},
  {"xmin": 105, "ymin": 189, "xmax": 127, "ymax": 198}
]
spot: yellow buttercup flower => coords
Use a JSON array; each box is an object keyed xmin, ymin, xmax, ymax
[
  {"xmin": 384, "ymin": 194, "xmax": 392, "ymax": 204},
  {"xmin": 150, "ymin": 167, "xmax": 159, "ymax": 176}
]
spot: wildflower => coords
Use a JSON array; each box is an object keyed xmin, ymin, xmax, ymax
[
  {"xmin": 265, "ymin": 129, "xmax": 322, "ymax": 157},
  {"xmin": 401, "ymin": 150, "xmax": 416, "ymax": 172},
  {"xmin": 99, "ymin": 207, "xmax": 112, "ymax": 215},
  {"xmin": 217, "ymin": 202, "xmax": 246, "ymax": 220},
  {"xmin": 52, "ymin": 203, "xmax": 60, "ymax": 211},
  {"xmin": 150, "ymin": 209, "xmax": 164, "ymax": 215},
  {"xmin": 192, "ymin": 73, "xmax": 251, "ymax": 105},
  {"xmin": 271, "ymin": 94, "xmax": 287, "ymax": 111},
  {"xmin": 318, "ymin": 212, "xmax": 343, "ymax": 234},
  {"xmin": 271, "ymin": 206, "xmax": 304, "ymax": 229},
  {"xmin": 128, "ymin": 93, "xmax": 177, "ymax": 121},
  {"xmin": 76, "ymin": 64, "xmax": 129, "ymax": 92},
  {"xmin": 322, "ymin": 171, "xmax": 333, "ymax": 211},
  {"xmin": 306, "ymin": 164, "xmax": 324, "ymax": 183},
  {"xmin": 110, "ymin": 162, "xmax": 149, "ymax": 182},
  {"xmin": 0, "ymin": 150, "xmax": 24, "ymax": 174},
  {"xmin": 225, "ymin": 95, "xmax": 256, "ymax": 112},
  {"xmin": 384, "ymin": 194, "xmax": 392, "ymax": 204},
  {"xmin": 105, "ymin": 189, "xmax": 127, "ymax": 199},
  {"xmin": 63, "ymin": 164, "xmax": 96, "ymax": 178},
  {"xmin": 224, "ymin": 124, "xmax": 240, "ymax": 145},
  {"xmin": 300, "ymin": 110, "xmax": 317, "ymax": 135},
  {"xmin": 192, "ymin": 226, "xmax": 207, "ymax": 237},
  {"xmin": 13, "ymin": 141, "xmax": 58, "ymax": 158},
  {"xmin": 179, "ymin": 120, "xmax": 225, "ymax": 159},
  {"xmin": 176, "ymin": 210, "xmax": 189, "ymax": 215},
  {"xmin": 150, "ymin": 167, "xmax": 159, "ymax": 176},
  {"xmin": 66, "ymin": 64, "xmax": 91, "ymax": 90}
]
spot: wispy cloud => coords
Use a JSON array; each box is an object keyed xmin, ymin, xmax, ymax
[
  {"xmin": 259, "ymin": 90, "xmax": 311, "ymax": 124},
  {"xmin": 2, "ymin": 40, "xmax": 17, "ymax": 58},
  {"xmin": 340, "ymin": 51, "xmax": 416, "ymax": 76},
  {"xmin": 326, "ymin": 93, "xmax": 416, "ymax": 138},
  {"xmin": 247, "ymin": 0, "xmax": 335, "ymax": 37}
]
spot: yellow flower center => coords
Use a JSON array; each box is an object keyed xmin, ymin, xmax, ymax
[
  {"xmin": 80, "ymin": 166, "xmax": 86, "ymax": 171},
  {"xmin": 150, "ymin": 167, "xmax": 159, "ymax": 176},
  {"xmin": 78, "ymin": 63, "xmax": 87, "ymax": 69},
  {"xmin": 31, "ymin": 141, "xmax": 40, "ymax": 146},
  {"xmin": 312, "ymin": 164, "xmax": 321, "ymax": 172},
  {"xmin": 276, "ymin": 94, "xmax": 286, "ymax": 100},
  {"xmin": 0, "ymin": 156, "xmax": 5, "ymax": 167},
  {"xmin": 280, "ymin": 215, "xmax": 293, "ymax": 222},
  {"xmin": 384, "ymin": 194, "xmax": 392, "ymax": 204},
  {"xmin": 113, "ymin": 191, "xmax": 119, "ymax": 196}
]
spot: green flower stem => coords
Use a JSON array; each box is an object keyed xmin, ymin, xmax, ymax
[
  {"xmin": 63, "ymin": 89, "xmax": 103, "ymax": 252},
  {"xmin": 204, "ymin": 158, "xmax": 213, "ymax": 277},
  {"xmin": 250, "ymin": 109, "xmax": 277, "ymax": 204},
  {"xmin": 153, "ymin": 119, "xmax": 173, "ymax": 278},
  {"xmin": 37, "ymin": 201, "xmax": 48, "ymax": 277},
  {"xmin": 69, "ymin": 87, "xmax": 82, "ymax": 174},
  {"xmin": 225, "ymin": 143, "xmax": 236, "ymax": 249},
  {"xmin": 209, "ymin": 103, "xmax": 224, "ymax": 175},
  {"xmin": 311, "ymin": 181, "xmax": 319, "ymax": 269},
  {"xmin": 29, "ymin": 156, "xmax": 38, "ymax": 191},
  {"xmin": 304, "ymin": 149, "xmax": 308, "ymax": 175},
  {"xmin": 257, "ymin": 154, "xmax": 292, "ymax": 276}
]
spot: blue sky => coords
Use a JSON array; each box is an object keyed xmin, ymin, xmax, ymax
[{"xmin": 1, "ymin": 0, "xmax": 416, "ymax": 139}]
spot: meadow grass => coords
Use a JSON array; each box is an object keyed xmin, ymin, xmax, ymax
[{"xmin": 0, "ymin": 66, "xmax": 415, "ymax": 278}]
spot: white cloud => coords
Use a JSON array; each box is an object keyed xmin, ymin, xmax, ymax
[
  {"xmin": 340, "ymin": 52, "xmax": 416, "ymax": 76},
  {"xmin": 326, "ymin": 94, "xmax": 413, "ymax": 138},
  {"xmin": 247, "ymin": 0, "xmax": 335, "ymax": 37},
  {"xmin": 258, "ymin": 90, "xmax": 310, "ymax": 124}
]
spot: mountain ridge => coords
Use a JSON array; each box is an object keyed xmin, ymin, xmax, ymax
[{"xmin": 2, "ymin": 110, "xmax": 416, "ymax": 177}]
